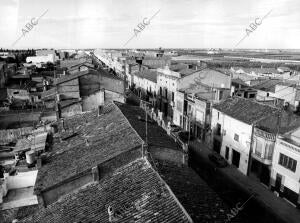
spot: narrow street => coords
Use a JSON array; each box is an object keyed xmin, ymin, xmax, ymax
[{"xmin": 189, "ymin": 140, "xmax": 297, "ymax": 223}]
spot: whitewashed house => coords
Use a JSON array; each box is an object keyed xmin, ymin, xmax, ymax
[
  {"xmin": 211, "ymin": 97, "xmax": 278, "ymax": 175},
  {"xmin": 271, "ymin": 127, "xmax": 300, "ymax": 207}
]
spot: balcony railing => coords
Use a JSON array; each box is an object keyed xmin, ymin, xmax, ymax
[{"xmin": 252, "ymin": 147, "xmax": 273, "ymax": 165}]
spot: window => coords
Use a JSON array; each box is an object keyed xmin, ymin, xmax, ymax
[
  {"xmin": 219, "ymin": 90, "xmax": 223, "ymax": 100},
  {"xmin": 267, "ymin": 92, "xmax": 270, "ymax": 97},
  {"xmin": 234, "ymin": 134, "xmax": 239, "ymax": 142},
  {"xmin": 165, "ymin": 89, "xmax": 168, "ymax": 98},
  {"xmin": 254, "ymin": 139, "xmax": 263, "ymax": 157},
  {"xmin": 172, "ymin": 92, "xmax": 174, "ymax": 101},
  {"xmin": 265, "ymin": 143, "xmax": 274, "ymax": 159},
  {"xmin": 188, "ymin": 104, "xmax": 191, "ymax": 112},
  {"xmin": 160, "ymin": 87, "xmax": 162, "ymax": 95},
  {"xmin": 249, "ymin": 94, "xmax": 255, "ymax": 98},
  {"xmin": 279, "ymin": 153, "xmax": 297, "ymax": 172},
  {"xmin": 176, "ymin": 100, "xmax": 183, "ymax": 112}
]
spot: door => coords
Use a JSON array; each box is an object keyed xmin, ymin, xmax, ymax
[
  {"xmin": 225, "ymin": 146, "xmax": 229, "ymax": 160},
  {"xmin": 232, "ymin": 149, "xmax": 240, "ymax": 168},
  {"xmin": 275, "ymin": 174, "xmax": 282, "ymax": 192},
  {"xmin": 213, "ymin": 139, "xmax": 221, "ymax": 154},
  {"xmin": 260, "ymin": 165, "xmax": 270, "ymax": 186},
  {"xmin": 164, "ymin": 102, "xmax": 168, "ymax": 117}
]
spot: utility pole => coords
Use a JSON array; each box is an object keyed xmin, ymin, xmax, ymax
[
  {"xmin": 187, "ymin": 114, "xmax": 191, "ymax": 147},
  {"xmin": 141, "ymin": 99, "xmax": 151, "ymax": 146}
]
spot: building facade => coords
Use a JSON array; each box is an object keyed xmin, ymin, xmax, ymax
[
  {"xmin": 211, "ymin": 97, "xmax": 278, "ymax": 175},
  {"xmin": 211, "ymin": 108, "xmax": 253, "ymax": 175},
  {"xmin": 250, "ymin": 128, "xmax": 275, "ymax": 186},
  {"xmin": 271, "ymin": 130, "xmax": 300, "ymax": 208}
]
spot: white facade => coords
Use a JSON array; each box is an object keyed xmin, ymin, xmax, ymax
[
  {"xmin": 133, "ymin": 73, "xmax": 158, "ymax": 95},
  {"xmin": 271, "ymin": 130, "xmax": 300, "ymax": 206},
  {"xmin": 211, "ymin": 108, "xmax": 253, "ymax": 175},
  {"xmin": 26, "ymin": 54, "xmax": 54, "ymax": 64},
  {"xmin": 173, "ymin": 91, "xmax": 184, "ymax": 126},
  {"xmin": 157, "ymin": 68, "xmax": 179, "ymax": 95}
]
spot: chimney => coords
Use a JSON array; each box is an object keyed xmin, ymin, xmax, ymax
[
  {"xmin": 37, "ymin": 157, "xmax": 42, "ymax": 169},
  {"xmin": 61, "ymin": 119, "xmax": 65, "ymax": 132},
  {"xmin": 92, "ymin": 166, "xmax": 100, "ymax": 182},
  {"xmin": 107, "ymin": 206, "xmax": 120, "ymax": 222},
  {"xmin": 85, "ymin": 138, "xmax": 89, "ymax": 147},
  {"xmin": 56, "ymin": 93, "xmax": 61, "ymax": 102},
  {"xmin": 142, "ymin": 143, "xmax": 149, "ymax": 158},
  {"xmin": 56, "ymin": 103, "xmax": 61, "ymax": 120}
]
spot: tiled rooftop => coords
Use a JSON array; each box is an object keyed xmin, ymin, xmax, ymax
[
  {"xmin": 156, "ymin": 160, "xmax": 239, "ymax": 223},
  {"xmin": 213, "ymin": 97, "xmax": 279, "ymax": 125},
  {"xmin": 55, "ymin": 68, "xmax": 121, "ymax": 85},
  {"xmin": 134, "ymin": 70, "xmax": 158, "ymax": 83},
  {"xmin": 35, "ymin": 103, "xmax": 143, "ymax": 192},
  {"xmin": 257, "ymin": 110, "xmax": 300, "ymax": 134},
  {"xmin": 0, "ymin": 204, "xmax": 39, "ymax": 223},
  {"xmin": 180, "ymin": 83, "xmax": 216, "ymax": 101},
  {"xmin": 252, "ymin": 79, "xmax": 296, "ymax": 92},
  {"xmin": 191, "ymin": 68, "xmax": 231, "ymax": 89},
  {"xmin": 20, "ymin": 159, "xmax": 191, "ymax": 223}
]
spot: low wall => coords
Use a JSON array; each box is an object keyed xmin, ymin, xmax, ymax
[
  {"xmin": 42, "ymin": 171, "xmax": 92, "ymax": 206},
  {"xmin": 149, "ymin": 147, "xmax": 185, "ymax": 165},
  {"xmin": 0, "ymin": 111, "xmax": 41, "ymax": 130}
]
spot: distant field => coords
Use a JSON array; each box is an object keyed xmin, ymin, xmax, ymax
[{"xmin": 178, "ymin": 50, "xmax": 300, "ymax": 61}]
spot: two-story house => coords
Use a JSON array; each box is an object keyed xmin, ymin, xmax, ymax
[
  {"xmin": 271, "ymin": 128, "xmax": 300, "ymax": 208},
  {"xmin": 173, "ymin": 68, "xmax": 232, "ymax": 140},
  {"xmin": 211, "ymin": 97, "xmax": 279, "ymax": 175},
  {"xmin": 132, "ymin": 70, "xmax": 158, "ymax": 106}
]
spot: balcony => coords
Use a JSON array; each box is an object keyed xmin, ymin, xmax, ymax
[{"xmin": 251, "ymin": 149, "xmax": 273, "ymax": 165}]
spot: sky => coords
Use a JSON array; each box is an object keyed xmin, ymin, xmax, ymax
[{"xmin": 0, "ymin": 0, "xmax": 299, "ymax": 49}]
